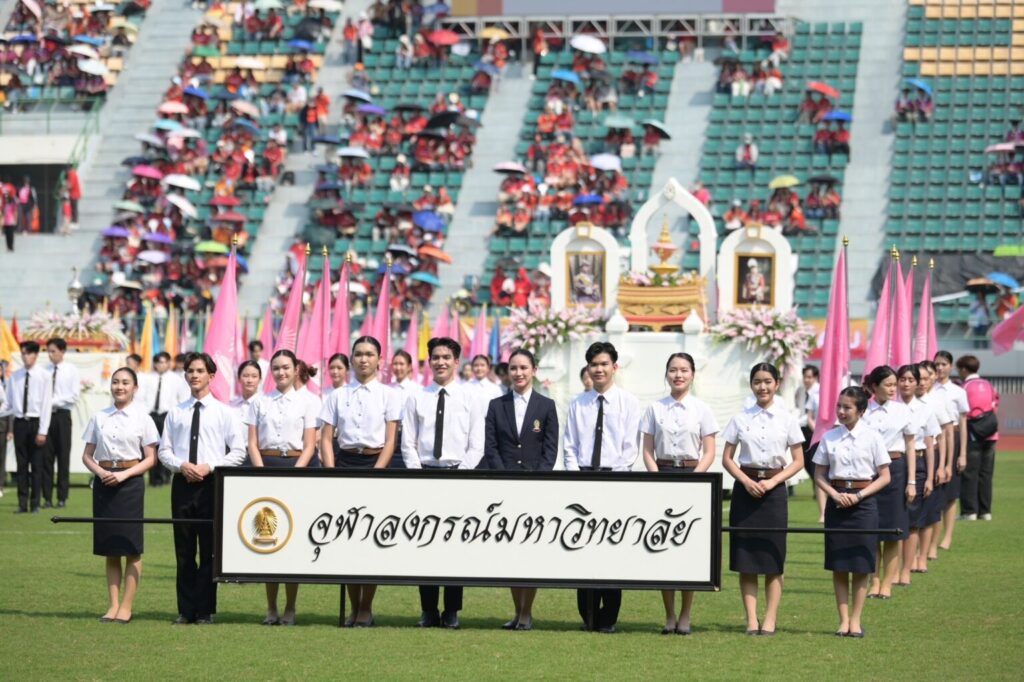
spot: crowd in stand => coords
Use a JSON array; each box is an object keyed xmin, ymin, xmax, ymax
[
  {"xmin": 721, "ymin": 179, "xmax": 840, "ymax": 236},
  {"xmin": 714, "ymin": 33, "xmax": 790, "ymax": 99},
  {"xmin": 983, "ymin": 120, "xmax": 1024, "ymax": 191}
]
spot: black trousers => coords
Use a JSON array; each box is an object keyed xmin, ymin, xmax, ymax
[
  {"xmin": 148, "ymin": 413, "xmax": 169, "ymax": 485},
  {"xmin": 12, "ymin": 418, "xmax": 43, "ymax": 511},
  {"xmin": 43, "ymin": 409, "xmax": 72, "ymax": 503},
  {"xmin": 419, "ymin": 585, "xmax": 463, "ymax": 615},
  {"xmin": 960, "ymin": 440, "xmax": 996, "ymax": 516},
  {"xmin": 171, "ymin": 474, "xmax": 217, "ymax": 620},
  {"xmin": 3, "ymin": 225, "xmax": 14, "ymax": 251},
  {"xmin": 576, "ymin": 588, "xmax": 622, "ymax": 630},
  {"xmin": 0, "ymin": 416, "xmax": 11, "ymax": 487}
]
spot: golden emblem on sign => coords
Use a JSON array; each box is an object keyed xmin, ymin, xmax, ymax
[
  {"xmin": 253, "ymin": 506, "xmax": 279, "ymax": 546},
  {"xmin": 238, "ymin": 497, "xmax": 294, "ymax": 554}
]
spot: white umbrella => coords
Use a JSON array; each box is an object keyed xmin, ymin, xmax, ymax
[
  {"xmin": 165, "ymin": 193, "xmax": 197, "ymax": 218},
  {"xmin": 254, "ymin": 0, "xmax": 283, "ymax": 9},
  {"xmin": 309, "ymin": 0, "xmax": 343, "ymax": 9},
  {"xmin": 337, "ymin": 146, "xmax": 370, "ymax": 159},
  {"xmin": 134, "ymin": 132, "xmax": 165, "ymax": 147},
  {"xmin": 137, "ymin": 250, "xmax": 169, "ymax": 265},
  {"xmin": 68, "ymin": 44, "xmax": 100, "ymax": 59},
  {"xmin": 570, "ymin": 35, "xmax": 607, "ymax": 54},
  {"xmin": 589, "ymin": 153, "xmax": 622, "ymax": 172},
  {"xmin": 77, "ymin": 59, "xmax": 109, "ymax": 76},
  {"xmin": 162, "ymin": 174, "xmax": 201, "ymax": 191},
  {"xmin": 168, "ymin": 127, "xmax": 201, "ymax": 139},
  {"xmin": 235, "ymin": 56, "xmax": 267, "ymax": 70},
  {"xmin": 230, "ymin": 99, "xmax": 260, "ymax": 118}
]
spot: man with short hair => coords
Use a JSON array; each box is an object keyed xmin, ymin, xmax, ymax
[
  {"xmin": 248, "ymin": 340, "xmax": 269, "ymax": 379},
  {"xmin": 5, "ymin": 341, "xmax": 52, "ymax": 513},
  {"xmin": 125, "ymin": 354, "xmax": 142, "ymax": 372},
  {"xmin": 141, "ymin": 352, "xmax": 190, "ymax": 486},
  {"xmin": 956, "ymin": 355, "xmax": 999, "ymax": 521},
  {"xmin": 44, "ymin": 337, "xmax": 80, "ymax": 508}
]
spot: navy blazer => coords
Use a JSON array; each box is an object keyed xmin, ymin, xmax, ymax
[{"xmin": 484, "ymin": 390, "xmax": 559, "ymax": 471}]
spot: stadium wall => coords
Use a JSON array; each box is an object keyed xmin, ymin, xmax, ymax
[{"xmin": 451, "ymin": 0, "xmax": 775, "ymax": 16}]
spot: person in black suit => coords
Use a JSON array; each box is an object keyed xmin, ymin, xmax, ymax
[{"xmin": 484, "ymin": 348, "xmax": 559, "ymax": 631}]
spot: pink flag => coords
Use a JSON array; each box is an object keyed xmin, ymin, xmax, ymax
[
  {"xmin": 451, "ymin": 308, "xmax": 469, "ymax": 356},
  {"xmin": 404, "ymin": 309, "xmax": 420, "ymax": 381},
  {"xmin": 267, "ymin": 249, "xmax": 306, "ymax": 389},
  {"xmin": 203, "ymin": 247, "xmax": 240, "ymax": 401},
  {"xmin": 991, "ymin": 303, "xmax": 1024, "ymax": 355},
  {"xmin": 359, "ymin": 306, "xmax": 374, "ymax": 338},
  {"xmin": 373, "ymin": 267, "xmax": 392, "ymax": 383},
  {"xmin": 863, "ymin": 258, "xmax": 892, "ymax": 376},
  {"xmin": 469, "ymin": 304, "xmax": 488, "ymax": 359},
  {"xmin": 913, "ymin": 269, "xmax": 933, "ymax": 362},
  {"xmin": 904, "ymin": 264, "xmax": 915, "ymax": 342},
  {"xmin": 258, "ymin": 306, "xmax": 273, "ymax": 354},
  {"xmin": 297, "ymin": 251, "xmax": 332, "ymax": 394},
  {"xmin": 890, "ymin": 259, "xmax": 911, "ymax": 368},
  {"xmin": 811, "ymin": 247, "xmax": 849, "ymax": 445},
  {"xmin": 433, "ymin": 303, "xmax": 450, "ymax": 339},
  {"xmin": 330, "ymin": 260, "xmax": 350, "ymax": 355}
]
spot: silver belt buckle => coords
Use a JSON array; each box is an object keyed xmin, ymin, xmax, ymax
[
  {"xmin": 845, "ymin": 479, "xmax": 854, "ymax": 488},
  {"xmin": 279, "ymin": 449, "xmax": 289, "ymax": 458},
  {"xmin": 757, "ymin": 469, "xmax": 768, "ymax": 479}
]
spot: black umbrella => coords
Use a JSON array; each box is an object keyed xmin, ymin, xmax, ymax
[
  {"xmin": 426, "ymin": 111, "xmax": 461, "ymax": 129},
  {"xmin": 292, "ymin": 18, "xmax": 321, "ymax": 42},
  {"xmin": 965, "ymin": 278, "xmax": 1000, "ymax": 295},
  {"xmin": 121, "ymin": 155, "xmax": 150, "ymax": 167},
  {"xmin": 42, "ymin": 34, "xmax": 70, "ymax": 45},
  {"xmin": 383, "ymin": 202, "xmax": 414, "ymax": 212},
  {"xmin": 455, "ymin": 114, "xmax": 481, "ymax": 129},
  {"xmin": 808, "ymin": 174, "xmax": 839, "ymax": 185},
  {"xmin": 417, "ymin": 127, "xmax": 449, "ymax": 139},
  {"xmin": 393, "ymin": 102, "xmax": 426, "ymax": 112}
]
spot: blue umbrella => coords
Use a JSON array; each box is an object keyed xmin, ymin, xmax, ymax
[
  {"xmin": 573, "ymin": 194, "xmax": 604, "ymax": 205},
  {"xmin": 413, "ymin": 210, "xmax": 445, "ymax": 231},
  {"xmin": 153, "ymin": 119, "xmax": 183, "ymax": 131},
  {"xmin": 316, "ymin": 181, "xmax": 343, "ymax": 191},
  {"xmin": 235, "ymin": 255, "xmax": 250, "ymax": 273},
  {"xmin": 357, "ymin": 103, "xmax": 387, "ymax": 116},
  {"xmin": 905, "ymin": 78, "xmax": 932, "ymax": 96},
  {"xmin": 823, "ymin": 110, "xmax": 852, "ymax": 122},
  {"xmin": 230, "ymin": 118, "xmax": 260, "ymax": 134},
  {"xmin": 987, "ymin": 272, "xmax": 1020, "ymax": 290},
  {"xmin": 419, "ymin": 222, "xmax": 445, "ymax": 233},
  {"xmin": 74, "ymin": 35, "xmax": 104, "ymax": 47},
  {"xmin": 288, "ymin": 39, "xmax": 314, "ymax": 52},
  {"xmin": 313, "ymin": 134, "xmax": 345, "ymax": 145},
  {"xmin": 423, "ymin": 2, "xmax": 449, "ymax": 15},
  {"xmin": 143, "ymin": 232, "xmax": 174, "ymax": 245},
  {"xmin": 342, "ymin": 88, "xmax": 372, "ymax": 103},
  {"xmin": 183, "ymin": 86, "xmax": 209, "ymax": 100},
  {"xmin": 551, "ymin": 69, "xmax": 582, "ymax": 87},
  {"xmin": 11, "ymin": 34, "xmax": 38, "ymax": 44},
  {"xmin": 626, "ymin": 50, "xmax": 659, "ymax": 65},
  {"xmin": 212, "ymin": 89, "xmax": 241, "ymax": 101},
  {"xmin": 377, "ymin": 263, "xmax": 410, "ymax": 276},
  {"xmin": 315, "ymin": 163, "xmax": 339, "ymax": 173},
  {"xmin": 102, "ymin": 226, "xmax": 130, "ymax": 238},
  {"xmin": 409, "ymin": 271, "xmax": 441, "ymax": 286},
  {"xmin": 473, "ymin": 61, "xmax": 500, "ymax": 76}
]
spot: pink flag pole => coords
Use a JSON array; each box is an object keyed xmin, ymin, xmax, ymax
[
  {"xmin": 373, "ymin": 259, "xmax": 392, "ymax": 383},
  {"xmin": 811, "ymin": 239, "xmax": 850, "ymax": 445},
  {"xmin": 330, "ymin": 254, "xmax": 351, "ymax": 355},
  {"xmin": 296, "ymin": 247, "xmax": 332, "ymax": 394},
  {"xmin": 469, "ymin": 304, "xmax": 488, "ymax": 359},
  {"xmin": 404, "ymin": 307, "xmax": 420, "ymax": 381},
  {"xmin": 926, "ymin": 259, "xmax": 938, "ymax": 357},
  {"xmin": 913, "ymin": 259, "xmax": 932, "ymax": 362},
  {"xmin": 203, "ymin": 239, "xmax": 240, "ymax": 401},
  {"xmin": 890, "ymin": 253, "xmax": 911, "ymax": 368},
  {"xmin": 267, "ymin": 244, "xmax": 307, "ymax": 390},
  {"xmin": 863, "ymin": 251, "xmax": 893, "ymax": 377}
]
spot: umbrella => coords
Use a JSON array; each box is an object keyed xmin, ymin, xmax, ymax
[
  {"xmin": 74, "ymin": 36, "xmax": 104, "ymax": 47},
  {"xmin": 288, "ymin": 39, "xmax": 314, "ymax": 52},
  {"xmin": 393, "ymin": 102, "xmax": 425, "ymax": 112},
  {"xmin": 642, "ymin": 119, "xmax": 672, "ymax": 139},
  {"xmin": 114, "ymin": 200, "xmax": 145, "ymax": 213},
  {"xmin": 423, "ymin": 2, "xmax": 449, "ymax": 15},
  {"xmin": 235, "ymin": 57, "xmax": 267, "ymax": 70},
  {"xmin": 455, "ymin": 114, "xmax": 481, "ymax": 129},
  {"xmin": 603, "ymin": 114, "xmax": 635, "ymax": 130},
  {"xmin": 413, "ymin": 211, "xmax": 445, "ymax": 231},
  {"xmin": 67, "ymin": 44, "xmax": 100, "ymax": 60},
  {"xmin": 212, "ymin": 89, "xmax": 241, "ymax": 101},
  {"xmin": 387, "ymin": 244, "xmax": 417, "ymax": 257},
  {"xmin": 905, "ymin": 78, "xmax": 932, "ymax": 96},
  {"xmin": 20, "ymin": 0, "xmax": 42, "ymax": 19},
  {"xmin": 120, "ymin": 155, "xmax": 149, "ymax": 167},
  {"xmin": 313, "ymin": 134, "xmax": 345, "ymax": 145},
  {"xmin": 254, "ymin": 0, "xmax": 283, "ymax": 10},
  {"xmin": 168, "ymin": 127, "xmax": 201, "ymax": 139},
  {"xmin": 965, "ymin": 277, "xmax": 1000, "ymax": 295},
  {"xmin": 493, "ymin": 161, "xmax": 528, "ymax": 175},
  {"xmin": 165, "ymin": 195, "xmax": 197, "ymax": 218},
  {"xmin": 131, "ymin": 165, "xmax": 163, "ymax": 180},
  {"xmin": 573, "ymin": 194, "xmax": 604, "ymax": 205},
  {"xmin": 195, "ymin": 240, "xmax": 229, "ymax": 254},
  {"xmin": 570, "ymin": 35, "xmax": 606, "ymax": 54},
  {"xmin": 315, "ymin": 181, "xmax": 343, "ymax": 192},
  {"xmin": 480, "ymin": 27, "xmax": 510, "ymax": 41},
  {"xmin": 210, "ymin": 211, "xmax": 246, "ymax": 224},
  {"xmin": 143, "ymin": 232, "xmax": 175, "ymax": 244},
  {"xmin": 42, "ymin": 34, "xmax": 70, "ymax": 46},
  {"xmin": 116, "ymin": 281, "xmax": 143, "ymax": 291},
  {"xmin": 551, "ymin": 69, "xmax": 582, "ymax": 87},
  {"xmin": 377, "ymin": 263, "xmax": 410, "ymax": 276},
  {"xmin": 10, "ymin": 35, "xmax": 37, "ymax": 44},
  {"xmin": 985, "ymin": 142, "xmax": 1016, "ymax": 153},
  {"xmin": 229, "ymin": 118, "xmax": 260, "ymax": 134},
  {"xmin": 200, "ymin": 256, "xmax": 230, "ymax": 269},
  {"xmin": 163, "ymin": 174, "xmax": 202, "ymax": 191},
  {"xmin": 473, "ymin": 61, "xmax": 500, "ymax": 76},
  {"xmin": 137, "ymin": 250, "xmax": 169, "ymax": 265},
  {"xmin": 427, "ymin": 29, "xmax": 460, "ymax": 46},
  {"xmin": 336, "ymin": 146, "xmax": 370, "ymax": 159},
  {"xmin": 230, "ymin": 100, "xmax": 260, "ymax": 118},
  {"xmin": 309, "ymin": 0, "xmax": 344, "ymax": 10},
  {"xmin": 77, "ymin": 59, "xmax": 108, "ymax": 76},
  {"xmin": 134, "ymin": 132, "xmax": 165, "ymax": 148},
  {"xmin": 416, "ymin": 127, "xmax": 448, "ymax": 139},
  {"xmin": 93, "ymin": 2, "xmax": 116, "ymax": 11},
  {"xmin": 152, "ymin": 119, "xmax": 183, "ymax": 131},
  {"xmin": 822, "ymin": 110, "xmax": 852, "ymax": 122},
  {"xmin": 342, "ymin": 88, "xmax": 372, "ymax": 103},
  {"xmin": 158, "ymin": 101, "xmax": 189, "ymax": 115},
  {"xmin": 417, "ymin": 246, "xmax": 452, "ymax": 264},
  {"xmin": 589, "ymin": 153, "xmax": 622, "ymax": 172},
  {"xmin": 987, "ymin": 272, "xmax": 1020, "ymax": 290},
  {"xmin": 183, "ymin": 85, "xmax": 209, "ymax": 99},
  {"xmin": 409, "ymin": 272, "xmax": 442, "ymax": 286},
  {"xmin": 357, "ymin": 103, "xmax": 387, "ymax": 116},
  {"xmin": 768, "ymin": 174, "xmax": 802, "ymax": 189},
  {"xmin": 113, "ymin": 211, "xmax": 139, "ymax": 223},
  {"xmin": 426, "ymin": 111, "xmax": 461, "ymax": 129},
  {"xmin": 808, "ymin": 174, "xmax": 839, "ymax": 185},
  {"xmin": 210, "ymin": 195, "xmax": 241, "ymax": 207},
  {"xmin": 235, "ymin": 255, "xmax": 250, "ymax": 273},
  {"xmin": 625, "ymin": 50, "xmax": 659, "ymax": 65},
  {"xmin": 806, "ymin": 81, "xmax": 839, "ymax": 98},
  {"xmin": 102, "ymin": 226, "xmax": 130, "ymax": 238}
]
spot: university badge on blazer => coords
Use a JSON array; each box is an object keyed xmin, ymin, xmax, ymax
[{"xmin": 532, "ymin": 419, "xmax": 542, "ymax": 433}]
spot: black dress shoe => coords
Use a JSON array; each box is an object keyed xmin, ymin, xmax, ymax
[
  {"xmin": 31, "ymin": 508, "xmax": 40, "ymax": 514},
  {"xmin": 14, "ymin": 509, "xmax": 28, "ymax": 514},
  {"xmin": 515, "ymin": 618, "xmax": 533, "ymax": 631},
  {"xmin": 56, "ymin": 501, "xmax": 66, "ymax": 508},
  {"xmin": 194, "ymin": 616, "xmax": 214, "ymax": 625},
  {"xmin": 417, "ymin": 611, "xmax": 440, "ymax": 628},
  {"xmin": 597, "ymin": 625, "xmax": 616, "ymax": 634},
  {"xmin": 42, "ymin": 501, "xmax": 53, "ymax": 509},
  {"xmin": 440, "ymin": 611, "xmax": 460, "ymax": 629},
  {"xmin": 172, "ymin": 615, "xmax": 192, "ymax": 625},
  {"xmin": 502, "ymin": 618, "xmax": 519, "ymax": 630}
]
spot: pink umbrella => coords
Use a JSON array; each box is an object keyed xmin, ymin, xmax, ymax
[
  {"xmin": 230, "ymin": 100, "xmax": 260, "ymax": 118},
  {"xmin": 131, "ymin": 165, "xmax": 164, "ymax": 180},
  {"xmin": 20, "ymin": 0, "xmax": 42, "ymax": 20},
  {"xmin": 985, "ymin": 142, "xmax": 1016, "ymax": 153},
  {"xmin": 158, "ymin": 101, "xmax": 189, "ymax": 115}
]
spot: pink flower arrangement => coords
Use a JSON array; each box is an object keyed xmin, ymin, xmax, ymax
[
  {"xmin": 710, "ymin": 307, "xmax": 816, "ymax": 374},
  {"xmin": 502, "ymin": 302, "xmax": 602, "ymax": 360},
  {"xmin": 620, "ymin": 270, "xmax": 700, "ymax": 288},
  {"xmin": 24, "ymin": 311, "xmax": 129, "ymax": 348}
]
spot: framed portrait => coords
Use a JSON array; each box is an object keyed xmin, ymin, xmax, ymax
[
  {"xmin": 735, "ymin": 253, "xmax": 774, "ymax": 307},
  {"xmin": 566, "ymin": 251, "xmax": 605, "ymax": 308}
]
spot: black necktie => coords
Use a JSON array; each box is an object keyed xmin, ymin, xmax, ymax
[
  {"xmin": 433, "ymin": 388, "xmax": 446, "ymax": 460},
  {"xmin": 52, "ymin": 365, "xmax": 57, "ymax": 395},
  {"xmin": 22, "ymin": 370, "xmax": 29, "ymax": 418},
  {"xmin": 188, "ymin": 402, "xmax": 201, "ymax": 465},
  {"xmin": 155, "ymin": 374, "xmax": 163, "ymax": 413},
  {"xmin": 591, "ymin": 395, "xmax": 604, "ymax": 469}
]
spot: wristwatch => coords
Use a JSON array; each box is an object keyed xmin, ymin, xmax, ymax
[
  {"xmin": 908, "ymin": 480, "xmax": 916, "ymax": 485},
  {"xmin": 855, "ymin": 491, "xmax": 863, "ymax": 501}
]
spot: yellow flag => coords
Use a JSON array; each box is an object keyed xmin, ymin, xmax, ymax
[
  {"xmin": 138, "ymin": 304, "xmax": 154, "ymax": 372},
  {"xmin": 0, "ymin": 314, "xmax": 19, "ymax": 366},
  {"xmin": 164, "ymin": 306, "xmax": 179, "ymax": 359},
  {"xmin": 418, "ymin": 311, "xmax": 430, "ymax": 362}
]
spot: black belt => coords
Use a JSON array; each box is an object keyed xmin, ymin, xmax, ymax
[
  {"xmin": 580, "ymin": 466, "xmax": 612, "ymax": 471},
  {"xmin": 51, "ymin": 408, "xmax": 71, "ymax": 414},
  {"xmin": 14, "ymin": 416, "xmax": 39, "ymax": 422},
  {"xmin": 423, "ymin": 463, "xmax": 460, "ymax": 470}
]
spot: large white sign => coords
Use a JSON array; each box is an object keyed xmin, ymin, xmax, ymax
[{"xmin": 216, "ymin": 470, "xmax": 722, "ymax": 590}]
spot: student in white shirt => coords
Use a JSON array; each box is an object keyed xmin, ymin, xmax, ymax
[
  {"xmin": 402, "ymin": 337, "xmax": 485, "ymax": 629},
  {"xmin": 467, "ymin": 353, "xmax": 503, "ymax": 403},
  {"xmin": 323, "ymin": 352, "xmax": 350, "ymax": 400},
  {"xmin": 797, "ymin": 365, "xmax": 825, "ymax": 521},
  {"xmin": 44, "ymin": 337, "xmax": 80, "ymax": 508},
  {"xmin": 813, "ymin": 386, "xmax": 891, "ymax": 638},
  {"xmin": 641, "ymin": 352, "xmax": 718, "ymax": 636},
  {"xmin": 916, "ymin": 360, "xmax": 952, "ymax": 561},
  {"xmin": 897, "ymin": 363, "xmax": 940, "ymax": 584},
  {"xmin": 389, "ymin": 349, "xmax": 420, "ymax": 470},
  {"xmin": 5, "ymin": 341, "xmax": 53, "ymax": 514},
  {"xmin": 247, "ymin": 339, "xmax": 270, "ymax": 380},
  {"xmin": 158, "ymin": 352, "xmax": 246, "ymax": 625},
  {"xmin": 721, "ymin": 362, "xmax": 805, "ymax": 636},
  {"xmin": 563, "ymin": 341, "xmax": 641, "ymax": 634},
  {"xmin": 230, "ymin": 360, "xmax": 262, "ymax": 420},
  {"xmin": 140, "ymin": 351, "xmax": 190, "ymax": 487},
  {"xmin": 81, "ymin": 367, "xmax": 158, "ymax": 624},
  {"xmin": 861, "ymin": 365, "xmax": 916, "ymax": 600},
  {"xmin": 244, "ymin": 349, "xmax": 319, "ymax": 626},
  {"xmin": 932, "ymin": 350, "xmax": 969, "ymax": 554}
]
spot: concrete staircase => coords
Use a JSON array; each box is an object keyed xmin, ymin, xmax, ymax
[
  {"xmin": 0, "ymin": 0, "xmax": 201, "ymax": 317},
  {"xmin": 778, "ymin": 0, "xmax": 907, "ymax": 317}
]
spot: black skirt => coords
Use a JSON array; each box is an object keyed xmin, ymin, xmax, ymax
[
  {"xmin": 925, "ymin": 480, "xmax": 945, "ymax": 525},
  {"xmin": 729, "ymin": 480, "xmax": 787, "ymax": 575},
  {"xmin": 657, "ymin": 462, "xmax": 697, "ymax": 473},
  {"xmin": 876, "ymin": 457, "xmax": 909, "ymax": 540},
  {"xmin": 907, "ymin": 454, "xmax": 929, "ymax": 530},
  {"xmin": 945, "ymin": 437, "xmax": 962, "ymax": 503},
  {"xmin": 335, "ymin": 450, "xmax": 379, "ymax": 469},
  {"xmin": 262, "ymin": 455, "xmax": 299, "ymax": 468},
  {"xmin": 93, "ymin": 475, "xmax": 144, "ymax": 556},
  {"xmin": 824, "ymin": 493, "xmax": 879, "ymax": 573}
]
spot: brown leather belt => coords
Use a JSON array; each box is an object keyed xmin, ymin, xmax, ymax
[
  {"xmin": 260, "ymin": 449, "xmax": 303, "ymax": 458},
  {"xmin": 97, "ymin": 459, "xmax": 140, "ymax": 470},
  {"xmin": 657, "ymin": 459, "xmax": 697, "ymax": 469},
  {"xmin": 889, "ymin": 451, "xmax": 903, "ymax": 460},
  {"xmin": 830, "ymin": 478, "xmax": 871, "ymax": 490},
  {"xmin": 741, "ymin": 466, "xmax": 782, "ymax": 480},
  {"xmin": 340, "ymin": 446, "xmax": 383, "ymax": 456}
]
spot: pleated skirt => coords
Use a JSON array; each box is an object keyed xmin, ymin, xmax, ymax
[
  {"xmin": 93, "ymin": 475, "xmax": 144, "ymax": 556},
  {"xmin": 907, "ymin": 454, "xmax": 929, "ymax": 529},
  {"xmin": 335, "ymin": 451, "xmax": 379, "ymax": 469},
  {"xmin": 876, "ymin": 457, "xmax": 909, "ymax": 540},
  {"xmin": 824, "ymin": 494, "xmax": 879, "ymax": 574},
  {"xmin": 729, "ymin": 481, "xmax": 787, "ymax": 575}
]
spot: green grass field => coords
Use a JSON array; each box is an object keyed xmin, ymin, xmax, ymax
[{"xmin": 2, "ymin": 455, "xmax": 1022, "ymax": 680}]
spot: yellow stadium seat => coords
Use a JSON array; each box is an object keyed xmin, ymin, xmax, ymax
[
  {"xmin": 1012, "ymin": 62, "xmax": 1024, "ymax": 75},
  {"xmin": 939, "ymin": 47, "xmax": 957, "ymax": 61},
  {"xmin": 978, "ymin": 5, "xmax": 995, "ymax": 18},
  {"xmin": 992, "ymin": 61, "xmax": 1009, "ymax": 75},
  {"xmin": 921, "ymin": 47, "xmax": 938, "ymax": 61},
  {"xmin": 994, "ymin": 47, "xmax": 1010, "ymax": 60},
  {"xmin": 974, "ymin": 47, "xmax": 991, "ymax": 61},
  {"xmin": 972, "ymin": 62, "xmax": 990, "ymax": 76},
  {"xmin": 904, "ymin": 48, "xmax": 921, "ymax": 61},
  {"xmin": 955, "ymin": 47, "xmax": 973, "ymax": 61}
]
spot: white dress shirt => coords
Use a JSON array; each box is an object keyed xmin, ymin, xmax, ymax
[
  {"xmin": 468, "ymin": 377, "xmax": 503, "ymax": 403},
  {"xmin": 722, "ymin": 400, "xmax": 804, "ymax": 469},
  {"xmin": 244, "ymin": 388, "xmax": 319, "ymax": 451},
  {"xmin": 798, "ymin": 382, "xmax": 819, "ymax": 427},
  {"xmin": 863, "ymin": 399, "xmax": 915, "ymax": 452},
  {"xmin": 157, "ymin": 393, "xmax": 246, "ymax": 473},
  {"xmin": 905, "ymin": 396, "xmax": 942, "ymax": 450},
  {"xmin": 563, "ymin": 386, "xmax": 642, "ymax": 471},
  {"xmin": 4, "ymin": 365, "xmax": 53, "ymax": 434},
  {"xmin": 139, "ymin": 370, "xmax": 190, "ymax": 415},
  {"xmin": 933, "ymin": 380, "xmax": 969, "ymax": 419},
  {"xmin": 513, "ymin": 388, "xmax": 532, "ymax": 434},
  {"xmin": 402, "ymin": 381, "xmax": 485, "ymax": 468},
  {"xmin": 813, "ymin": 420, "xmax": 891, "ymax": 479},
  {"xmin": 83, "ymin": 403, "xmax": 159, "ymax": 462},
  {"xmin": 319, "ymin": 379, "xmax": 403, "ymax": 449},
  {"xmin": 47, "ymin": 361, "xmax": 81, "ymax": 410},
  {"xmin": 641, "ymin": 393, "xmax": 719, "ymax": 460},
  {"xmin": 920, "ymin": 391, "xmax": 954, "ymax": 427},
  {"xmin": 390, "ymin": 377, "xmax": 421, "ymax": 416}
]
